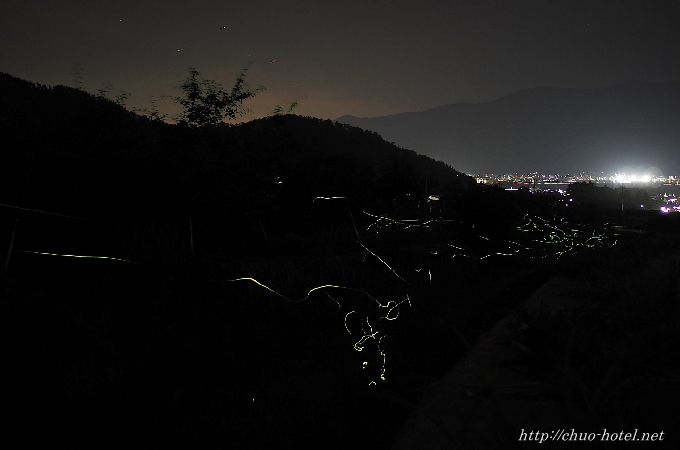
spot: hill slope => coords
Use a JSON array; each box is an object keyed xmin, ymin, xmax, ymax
[{"xmin": 0, "ymin": 72, "xmax": 474, "ymax": 260}]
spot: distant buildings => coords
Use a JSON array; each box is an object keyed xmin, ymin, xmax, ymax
[
  {"xmin": 472, "ymin": 172, "xmax": 679, "ymax": 185},
  {"xmin": 471, "ymin": 171, "xmax": 680, "ymax": 213}
]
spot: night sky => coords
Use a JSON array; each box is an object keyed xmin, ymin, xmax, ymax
[{"xmin": 2, "ymin": 0, "xmax": 679, "ymax": 122}]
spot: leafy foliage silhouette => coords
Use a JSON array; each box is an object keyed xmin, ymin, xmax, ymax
[
  {"xmin": 171, "ymin": 66, "xmax": 264, "ymax": 127},
  {"xmin": 133, "ymin": 95, "xmax": 168, "ymax": 122},
  {"xmin": 71, "ymin": 63, "xmax": 84, "ymax": 90},
  {"xmin": 271, "ymin": 101, "xmax": 299, "ymax": 116}
]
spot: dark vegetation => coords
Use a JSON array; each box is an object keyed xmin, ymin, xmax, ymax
[
  {"xmin": 567, "ymin": 181, "xmax": 657, "ymax": 211},
  {"xmin": 2, "ymin": 72, "xmax": 680, "ymax": 448}
]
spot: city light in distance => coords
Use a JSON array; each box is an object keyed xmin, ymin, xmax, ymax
[{"xmin": 614, "ymin": 173, "xmax": 652, "ymax": 184}]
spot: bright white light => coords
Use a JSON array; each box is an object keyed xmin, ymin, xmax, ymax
[{"xmin": 614, "ymin": 173, "xmax": 652, "ymax": 183}]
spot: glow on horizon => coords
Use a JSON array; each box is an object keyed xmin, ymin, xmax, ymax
[
  {"xmin": 614, "ymin": 173, "xmax": 652, "ymax": 183},
  {"xmin": 613, "ymin": 166, "xmax": 663, "ymax": 183}
]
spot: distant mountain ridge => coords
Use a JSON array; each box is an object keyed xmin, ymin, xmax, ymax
[{"xmin": 336, "ymin": 81, "xmax": 680, "ymax": 175}]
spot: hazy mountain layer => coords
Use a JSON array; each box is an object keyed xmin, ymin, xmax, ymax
[{"xmin": 337, "ymin": 81, "xmax": 680, "ymax": 175}]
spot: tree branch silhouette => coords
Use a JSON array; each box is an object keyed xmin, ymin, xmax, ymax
[{"xmin": 171, "ymin": 66, "xmax": 264, "ymax": 127}]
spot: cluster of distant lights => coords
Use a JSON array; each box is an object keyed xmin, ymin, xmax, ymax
[
  {"xmin": 615, "ymin": 177, "xmax": 680, "ymax": 214},
  {"xmin": 613, "ymin": 173, "xmax": 653, "ymax": 183},
  {"xmin": 477, "ymin": 171, "xmax": 678, "ymax": 185},
  {"xmin": 484, "ymin": 171, "xmax": 680, "ymax": 214},
  {"xmin": 659, "ymin": 194, "xmax": 680, "ymax": 214}
]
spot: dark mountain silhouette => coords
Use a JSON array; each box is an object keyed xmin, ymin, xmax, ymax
[
  {"xmin": 6, "ymin": 73, "xmax": 680, "ymax": 450},
  {"xmin": 0, "ymin": 72, "xmax": 475, "ymax": 261},
  {"xmin": 337, "ymin": 81, "xmax": 680, "ymax": 175}
]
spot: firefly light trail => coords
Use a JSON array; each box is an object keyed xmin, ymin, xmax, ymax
[
  {"xmin": 15, "ymin": 250, "xmax": 139, "ymax": 263},
  {"xmin": 15, "ymin": 196, "xmax": 618, "ymax": 384},
  {"xmin": 221, "ymin": 197, "xmax": 617, "ymax": 384}
]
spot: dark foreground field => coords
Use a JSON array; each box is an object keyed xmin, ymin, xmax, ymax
[{"xmin": 3, "ymin": 212, "xmax": 680, "ymax": 449}]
